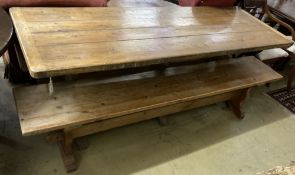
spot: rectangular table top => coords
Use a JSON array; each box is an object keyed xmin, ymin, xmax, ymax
[{"xmin": 10, "ymin": 7, "xmax": 293, "ymax": 78}]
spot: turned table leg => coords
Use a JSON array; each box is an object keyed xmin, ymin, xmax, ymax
[{"xmin": 228, "ymin": 88, "xmax": 251, "ymax": 119}]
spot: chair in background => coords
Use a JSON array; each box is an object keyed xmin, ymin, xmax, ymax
[
  {"xmin": 237, "ymin": 0, "xmax": 284, "ymax": 61},
  {"xmin": 241, "ymin": 1, "xmax": 293, "ymax": 68},
  {"xmin": 241, "ymin": 0, "xmax": 291, "ymax": 68},
  {"xmin": 178, "ymin": 0, "xmax": 235, "ymax": 7},
  {"xmin": 254, "ymin": 2, "xmax": 295, "ymax": 89},
  {"xmin": 241, "ymin": 0, "xmax": 266, "ymax": 19}
]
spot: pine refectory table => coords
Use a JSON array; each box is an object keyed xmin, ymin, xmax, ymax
[{"xmin": 10, "ymin": 6, "xmax": 293, "ymax": 172}]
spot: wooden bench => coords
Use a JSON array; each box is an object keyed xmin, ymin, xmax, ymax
[{"xmin": 13, "ymin": 56, "xmax": 282, "ymax": 172}]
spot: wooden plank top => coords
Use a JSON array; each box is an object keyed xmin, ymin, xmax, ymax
[
  {"xmin": 10, "ymin": 7, "xmax": 293, "ymax": 78},
  {"xmin": 14, "ymin": 57, "xmax": 282, "ymax": 136},
  {"xmin": 108, "ymin": 0, "xmax": 178, "ymax": 7}
]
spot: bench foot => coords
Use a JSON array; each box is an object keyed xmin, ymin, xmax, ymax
[{"xmin": 228, "ymin": 88, "xmax": 250, "ymax": 119}]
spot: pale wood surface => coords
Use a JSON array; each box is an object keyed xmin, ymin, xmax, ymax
[
  {"xmin": 69, "ymin": 91, "xmax": 238, "ymax": 139},
  {"xmin": 14, "ymin": 56, "xmax": 282, "ymax": 136},
  {"xmin": 10, "ymin": 7, "xmax": 293, "ymax": 78},
  {"xmin": 108, "ymin": 0, "xmax": 177, "ymax": 7}
]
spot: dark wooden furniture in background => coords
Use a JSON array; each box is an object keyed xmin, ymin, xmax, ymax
[
  {"xmin": 0, "ymin": 8, "xmax": 13, "ymax": 56},
  {"xmin": 242, "ymin": 0, "xmax": 266, "ymax": 19},
  {"xmin": 0, "ymin": 7, "xmax": 16, "ymax": 149},
  {"xmin": 243, "ymin": 0, "xmax": 292, "ymax": 71},
  {"xmin": 266, "ymin": 0, "xmax": 294, "ymax": 39},
  {"xmin": 265, "ymin": 0, "xmax": 295, "ymax": 90},
  {"xmin": 267, "ymin": 0, "xmax": 295, "ymax": 24},
  {"xmin": 2, "ymin": 6, "xmax": 35, "ymax": 84}
]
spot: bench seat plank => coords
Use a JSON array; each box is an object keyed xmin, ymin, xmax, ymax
[{"xmin": 13, "ymin": 56, "xmax": 282, "ymax": 136}]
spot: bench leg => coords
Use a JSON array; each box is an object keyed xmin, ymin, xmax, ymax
[
  {"xmin": 228, "ymin": 88, "xmax": 250, "ymax": 119},
  {"xmin": 155, "ymin": 69, "xmax": 169, "ymax": 126},
  {"xmin": 57, "ymin": 131, "xmax": 77, "ymax": 173}
]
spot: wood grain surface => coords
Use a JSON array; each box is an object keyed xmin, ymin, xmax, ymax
[
  {"xmin": 14, "ymin": 56, "xmax": 282, "ymax": 136},
  {"xmin": 10, "ymin": 7, "xmax": 293, "ymax": 78},
  {"xmin": 108, "ymin": 0, "xmax": 177, "ymax": 7}
]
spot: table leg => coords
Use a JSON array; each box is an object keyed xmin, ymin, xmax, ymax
[{"xmin": 228, "ymin": 88, "xmax": 251, "ymax": 119}]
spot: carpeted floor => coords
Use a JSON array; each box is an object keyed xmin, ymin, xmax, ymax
[{"xmin": 268, "ymin": 87, "xmax": 295, "ymax": 114}]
